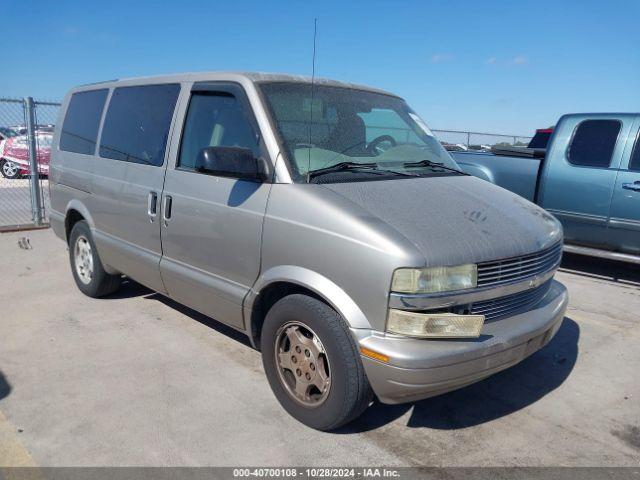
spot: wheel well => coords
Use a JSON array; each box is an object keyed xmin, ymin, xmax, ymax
[
  {"xmin": 65, "ymin": 209, "xmax": 85, "ymax": 243},
  {"xmin": 250, "ymin": 282, "xmax": 325, "ymax": 350}
]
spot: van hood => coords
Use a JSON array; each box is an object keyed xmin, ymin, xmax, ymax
[{"xmin": 321, "ymin": 175, "xmax": 562, "ymax": 266}]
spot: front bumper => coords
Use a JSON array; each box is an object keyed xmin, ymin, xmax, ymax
[{"xmin": 356, "ymin": 280, "xmax": 568, "ymax": 404}]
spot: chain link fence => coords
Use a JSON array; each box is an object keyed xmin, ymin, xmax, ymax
[
  {"xmin": 0, "ymin": 98, "xmax": 60, "ymax": 231},
  {"xmin": 432, "ymin": 129, "xmax": 532, "ymax": 152}
]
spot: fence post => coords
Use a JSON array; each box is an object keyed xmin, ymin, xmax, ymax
[{"xmin": 25, "ymin": 97, "xmax": 44, "ymax": 226}]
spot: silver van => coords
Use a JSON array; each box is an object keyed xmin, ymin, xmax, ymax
[{"xmin": 50, "ymin": 72, "xmax": 568, "ymax": 430}]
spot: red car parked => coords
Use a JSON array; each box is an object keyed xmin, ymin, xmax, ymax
[{"xmin": 0, "ymin": 134, "xmax": 52, "ymax": 179}]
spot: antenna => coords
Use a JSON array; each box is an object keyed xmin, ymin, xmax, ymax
[
  {"xmin": 311, "ymin": 18, "xmax": 318, "ymax": 83},
  {"xmin": 307, "ymin": 18, "xmax": 318, "ymax": 182}
]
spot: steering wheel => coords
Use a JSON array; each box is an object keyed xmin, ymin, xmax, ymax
[{"xmin": 366, "ymin": 135, "xmax": 397, "ymax": 155}]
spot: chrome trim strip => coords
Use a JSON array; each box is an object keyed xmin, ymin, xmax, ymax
[
  {"xmin": 389, "ymin": 264, "xmax": 559, "ymax": 310},
  {"xmin": 546, "ymin": 209, "xmax": 607, "ymax": 225},
  {"xmin": 563, "ymin": 244, "xmax": 640, "ymax": 265},
  {"xmin": 609, "ymin": 217, "xmax": 640, "ymax": 232}
]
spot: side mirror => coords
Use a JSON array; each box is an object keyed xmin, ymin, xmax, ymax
[{"xmin": 195, "ymin": 146, "xmax": 267, "ymax": 181}]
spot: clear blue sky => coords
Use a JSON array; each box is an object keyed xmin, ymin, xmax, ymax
[{"xmin": 3, "ymin": 0, "xmax": 639, "ymax": 135}]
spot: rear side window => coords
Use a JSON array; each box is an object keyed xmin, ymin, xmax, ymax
[
  {"xmin": 99, "ymin": 84, "xmax": 180, "ymax": 166},
  {"xmin": 60, "ymin": 89, "xmax": 108, "ymax": 155},
  {"xmin": 630, "ymin": 130, "xmax": 640, "ymax": 171},
  {"xmin": 567, "ymin": 120, "xmax": 621, "ymax": 168}
]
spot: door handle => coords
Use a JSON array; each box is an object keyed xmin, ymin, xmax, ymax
[
  {"xmin": 147, "ymin": 191, "xmax": 158, "ymax": 221},
  {"xmin": 162, "ymin": 195, "xmax": 172, "ymax": 225},
  {"xmin": 622, "ymin": 182, "xmax": 640, "ymax": 192}
]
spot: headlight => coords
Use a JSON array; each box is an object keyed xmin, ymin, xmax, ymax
[
  {"xmin": 387, "ymin": 309, "xmax": 484, "ymax": 338},
  {"xmin": 391, "ymin": 264, "xmax": 477, "ymax": 294}
]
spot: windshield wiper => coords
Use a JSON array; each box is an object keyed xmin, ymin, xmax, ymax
[
  {"xmin": 403, "ymin": 159, "xmax": 468, "ymax": 175},
  {"xmin": 308, "ymin": 162, "xmax": 380, "ymax": 180},
  {"xmin": 308, "ymin": 162, "xmax": 420, "ymax": 181}
]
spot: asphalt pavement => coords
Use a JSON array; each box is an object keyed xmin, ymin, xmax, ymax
[{"xmin": 0, "ymin": 229, "xmax": 638, "ymax": 466}]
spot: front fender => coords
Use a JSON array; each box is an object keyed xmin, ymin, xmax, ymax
[{"xmin": 245, "ymin": 265, "xmax": 372, "ymax": 331}]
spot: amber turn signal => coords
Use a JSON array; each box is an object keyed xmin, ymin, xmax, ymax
[{"xmin": 360, "ymin": 347, "xmax": 390, "ymax": 363}]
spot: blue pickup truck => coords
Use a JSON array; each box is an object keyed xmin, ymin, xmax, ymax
[{"xmin": 451, "ymin": 113, "xmax": 640, "ymax": 264}]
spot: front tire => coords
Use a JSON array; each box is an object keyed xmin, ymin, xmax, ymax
[
  {"xmin": 69, "ymin": 220, "xmax": 121, "ymax": 297},
  {"xmin": 261, "ymin": 294, "xmax": 372, "ymax": 431},
  {"xmin": 0, "ymin": 159, "xmax": 21, "ymax": 179}
]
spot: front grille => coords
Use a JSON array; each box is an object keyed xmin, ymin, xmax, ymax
[
  {"xmin": 470, "ymin": 281, "xmax": 552, "ymax": 321},
  {"xmin": 476, "ymin": 242, "xmax": 562, "ymax": 288}
]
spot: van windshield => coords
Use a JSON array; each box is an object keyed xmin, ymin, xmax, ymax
[{"xmin": 259, "ymin": 82, "xmax": 463, "ymax": 183}]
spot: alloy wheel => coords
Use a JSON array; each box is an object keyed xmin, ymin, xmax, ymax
[
  {"xmin": 274, "ymin": 321, "xmax": 331, "ymax": 407},
  {"xmin": 74, "ymin": 235, "xmax": 94, "ymax": 285},
  {"xmin": 1, "ymin": 160, "xmax": 18, "ymax": 178}
]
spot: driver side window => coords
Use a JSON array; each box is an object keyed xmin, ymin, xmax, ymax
[{"xmin": 178, "ymin": 92, "xmax": 260, "ymax": 171}]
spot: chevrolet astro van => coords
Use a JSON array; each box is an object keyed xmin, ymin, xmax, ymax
[{"xmin": 50, "ymin": 72, "xmax": 568, "ymax": 430}]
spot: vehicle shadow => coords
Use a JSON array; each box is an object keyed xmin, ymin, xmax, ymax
[
  {"xmin": 339, "ymin": 317, "xmax": 580, "ymax": 433},
  {"xmin": 560, "ymin": 253, "xmax": 640, "ymax": 286},
  {"xmin": 104, "ymin": 278, "xmax": 253, "ymax": 347},
  {"xmin": 228, "ymin": 180, "xmax": 261, "ymax": 207},
  {"xmin": 103, "ymin": 278, "xmax": 156, "ymax": 300},
  {"xmin": 0, "ymin": 370, "xmax": 11, "ymax": 402},
  {"xmin": 148, "ymin": 293, "xmax": 253, "ymax": 348}
]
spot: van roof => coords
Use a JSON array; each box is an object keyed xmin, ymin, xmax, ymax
[{"xmin": 76, "ymin": 71, "xmax": 399, "ymax": 97}]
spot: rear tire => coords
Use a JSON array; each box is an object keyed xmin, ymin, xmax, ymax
[
  {"xmin": 68, "ymin": 220, "xmax": 121, "ymax": 297},
  {"xmin": 261, "ymin": 294, "xmax": 373, "ymax": 431}
]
